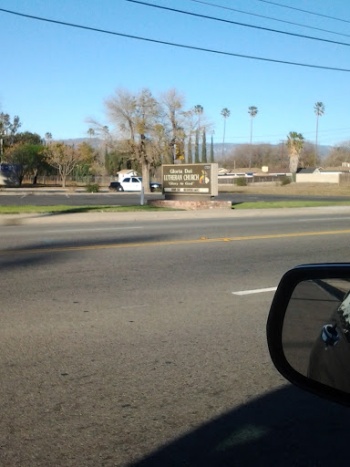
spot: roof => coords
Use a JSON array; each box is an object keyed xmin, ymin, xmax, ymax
[
  {"xmin": 117, "ymin": 169, "xmax": 138, "ymax": 175},
  {"xmin": 297, "ymin": 167, "xmax": 322, "ymax": 174}
]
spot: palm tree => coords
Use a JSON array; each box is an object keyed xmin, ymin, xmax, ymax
[
  {"xmin": 314, "ymin": 102, "xmax": 325, "ymax": 163},
  {"xmin": 221, "ymin": 108, "xmax": 230, "ymax": 157},
  {"xmin": 286, "ymin": 131, "xmax": 304, "ymax": 173},
  {"xmin": 87, "ymin": 128, "xmax": 95, "ymax": 139},
  {"xmin": 194, "ymin": 105, "xmax": 204, "ymax": 130},
  {"xmin": 45, "ymin": 132, "xmax": 53, "ymax": 145},
  {"xmin": 248, "ymin": 106, "xmax": 258, "ymax": 145},
  {"xmin": 248, "ymin": 106, "xmax": 258, "ymax": 168}
]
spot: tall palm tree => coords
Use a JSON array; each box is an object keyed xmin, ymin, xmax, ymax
[
  {"xmin": 248, "ymin": 106, "xmax": 258, "ymax": 168},
  {"xmin": 286, "ymin": 131, "xmax": 304, "ymax": 173},
  {"xmin": 87, "ymin": 128, "xmax": 95, "ymax": 139},
  {"xmin": 221, "ymin": 108, "xmax": 230, "ymax": 157},
  {"xmin": 248, "ymin": 106, "xmax": 258, "ymax": 145},
  {"xmin": 194, "ymin": 104, "xmax": 204, "ymax": 131},
  {"xmin": 314, "ymin": 102, "xmax": 325, "ymax": 163},
  {"xmin": 45, "ymin": 132, "xmax": 53, "ymax": 145}
]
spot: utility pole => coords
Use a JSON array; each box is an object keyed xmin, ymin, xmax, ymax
[{"xmin": 0, "ymin": 131, "xmax": 3, "ymax": 164}]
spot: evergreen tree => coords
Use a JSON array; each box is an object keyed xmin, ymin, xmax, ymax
[
  {"xmin": 210, "ymin": 133, "xmax": 215, "ymax": 163},
  {"xmin": 201, "ymin": 129, "xmax": 207, "ymax": 162},
  {"xmin": 187, "ymin": 135, "xmax": 193, "ymax": 163},
  {"xmin": 195, "ymin": 129, "xmax": 200, "ymax": 163}
]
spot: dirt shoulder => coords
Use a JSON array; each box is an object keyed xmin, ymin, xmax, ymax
[
  {"xmin": 220, "ymin": 183, "xmax": 350, "ymax": 197},
  {"xmin": 3, "ymin": 205, "xmax": 350, "ymax": 227}
]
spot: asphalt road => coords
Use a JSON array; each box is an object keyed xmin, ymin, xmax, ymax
[
  {"xmin": 1, "ymin": 209, "xmax": 350, "ymax": 466},
  {"xmin": 1, "ymin": 191, "xmax": 350, "ymax": 206}
]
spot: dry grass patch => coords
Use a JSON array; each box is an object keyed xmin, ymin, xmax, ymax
[{"xmin": 221, "ymin": 183, "xmax": 350, "ymax": 197}]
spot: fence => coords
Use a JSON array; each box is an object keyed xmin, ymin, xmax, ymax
[
  {"xmin": 22, "ymin": 175, "xmax": 114, "ymax": 186},
  {"xmin": 218, "ymin": 174, "xmax": 290, "ymax": 185},
  {"xmin": 22, "ymin": 173, "xmax": 292, "ymax": 187},
  {"xmin": 339, "ymin": 173, "xmax": 350, "ymax": 185}
]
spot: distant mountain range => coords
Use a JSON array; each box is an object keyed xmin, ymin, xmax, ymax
[
  {"xmin": 60, "ymin": 137, "xmax": 101, "ymax": 148},
  {"xmin": 213, "ymin": 142, "xmax": 332, "ymax": 159},
  {"xmin": 60, "ymin": 138, "xmax": 333, "ymax": 159}
]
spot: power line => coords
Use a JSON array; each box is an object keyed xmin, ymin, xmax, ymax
[
  {"xmin": 186, "ymin": 0, "xmax": 350, "ymax": 39},
  {"xmin": 126, "ymin": 0, "xmax": 350, "ymax": 48},
  {"xmin": 257, "ymin": 0, "xmax": 350, "ymax": 25},
  {"xmin": 0, "ymin": 7, "xmax": 350, "ymax": 72}
]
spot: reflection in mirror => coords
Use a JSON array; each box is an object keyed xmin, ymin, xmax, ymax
[{"xmin": 282, "ymin": 277, "xmax": 350, "ymax": 393}]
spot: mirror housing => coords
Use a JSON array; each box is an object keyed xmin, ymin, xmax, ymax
[{"xmin": 267, "ymin": 263, "xmax": 350, "ymax": 407}]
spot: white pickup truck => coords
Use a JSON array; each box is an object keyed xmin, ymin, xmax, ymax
[{"xmin": 109, "ymin": 177, "xmax": 162, "ymax": 192}]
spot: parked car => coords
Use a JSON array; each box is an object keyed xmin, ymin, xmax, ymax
[
  {"xmin": 109, "ymin": 177, "xmax": 162, "ymax": 192},
  {"xmin": 267, "ymin": 263, "xmax": 350, "ymax": 407}
]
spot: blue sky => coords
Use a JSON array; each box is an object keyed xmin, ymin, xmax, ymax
[{"xmin": 1, "ymin": 0, "xmax": 350, "ymax": 146}]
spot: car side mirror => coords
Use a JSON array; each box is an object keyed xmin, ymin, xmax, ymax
[{"xmin": 267, "ymin": 263, "xmax": 350, "ymax": 407}]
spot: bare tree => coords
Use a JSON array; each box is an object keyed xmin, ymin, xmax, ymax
[
  {"xmin": 105, "ymin": 88, "xmax": 161, "ymax": 191},
  {"xmin": 324, "ymin": 142, "xmax": 350, "ymax": 167},
  {"xmin": 160, "ymin": 89, "xmax": 186, "ymax": 163},
  {"xmin": 45, "ymin": 142, "xmax": 87, "ymax": 187},
  {"xmin": 222, "ymin": 143, "xmax": 289, "ymax": 171}
]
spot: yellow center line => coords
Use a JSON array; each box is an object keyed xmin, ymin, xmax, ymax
[{"xmin": 1, "ymin": 229, "xmax": 350, "ymax": 255}]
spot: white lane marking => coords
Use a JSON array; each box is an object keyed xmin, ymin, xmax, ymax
[
  {"xmin": 297, "ymin": 217, "xmax": 350, "ymax": 222},
  {"xmin": 233, "ymin": 287, "xmax": 277, "ymax": 296},
  {"xmin": 44, "ymin": 226, "xmax": 144, "ymax": 234},
  {"xmin": 0, "ymin": 226, "xmax": 143, "ymax": 237}
]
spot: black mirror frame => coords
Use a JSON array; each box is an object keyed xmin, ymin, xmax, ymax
[{"xmin": 267, "ymin": 263, "xmax": 350, "ymax": 407}]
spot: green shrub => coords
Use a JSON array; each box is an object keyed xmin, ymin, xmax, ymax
[
  {"xmin": 85, "ymin": 183, "xmax": 100, "ymax": 193},
  {"xmin": 280, "ymin": 176, "xmax": 292, "ymax": 186},
  {"xmin": 235, "ymin": 177, "xmax": 247, "ymax": 186}
]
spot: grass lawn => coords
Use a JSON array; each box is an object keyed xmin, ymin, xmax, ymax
[{"xmin": 0, "ymin": 205, "xmax": 174, "ymax": 215}]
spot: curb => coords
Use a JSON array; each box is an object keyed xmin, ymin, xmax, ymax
[{"xmin": 2, "ymin": 205, "xmax": 350, "ymax": 226}]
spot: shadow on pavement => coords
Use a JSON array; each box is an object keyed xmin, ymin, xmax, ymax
[
  {"xmin": 0, "ymin": 231, "xmax": 188, "ymax": 253},
  {"xmin": 131, "ymin": 385, "xmax": 350, "ymax": 467},
  {"xmin": 0, "ymin": 244, "xmax": 72, "ymax": 270}
]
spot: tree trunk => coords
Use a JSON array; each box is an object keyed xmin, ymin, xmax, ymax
[
  {"xmin": 32, "ymin": 168, "xmax": 38, "ymax": 185},
  {"xmin": 141, "ymin": 161, "xmax": 151, "ymax": 194},
  {"xmin": 139, "ymin": 136, "xmax": 151, "ymax": 194},
  {"xmin": 289, "ymin": 155, "xmax": 299, "ymax": 173}
]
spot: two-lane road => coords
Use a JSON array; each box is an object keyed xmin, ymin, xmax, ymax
[
  {"xmin": 1, "ymin": 208, "xmax": 350, "ymax": 466},
  {"xmin": 1, "ymin": 190, "xmax": 350, "ymax": 206}
]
